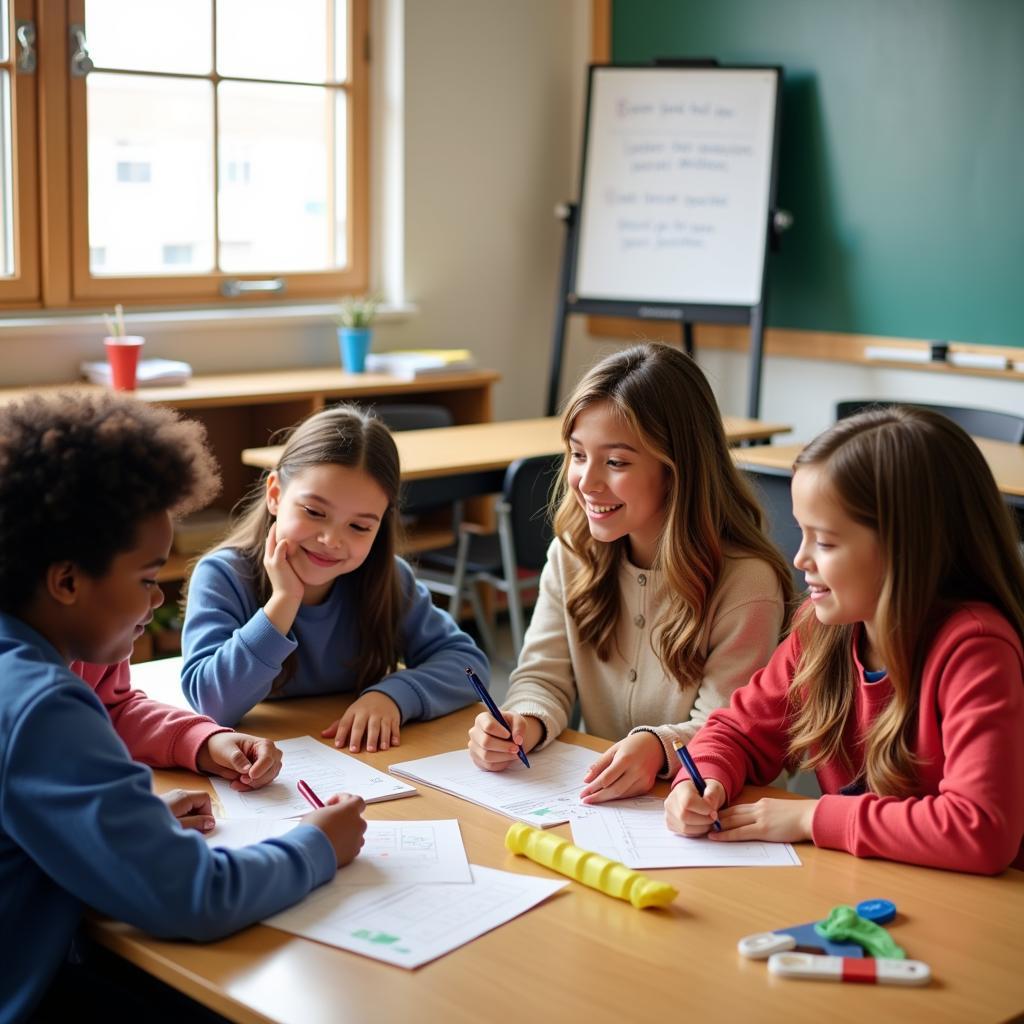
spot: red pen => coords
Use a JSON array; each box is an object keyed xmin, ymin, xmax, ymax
[{"xmin": 297, "ymin": 778, "xmax": 324, "ymax": 809}]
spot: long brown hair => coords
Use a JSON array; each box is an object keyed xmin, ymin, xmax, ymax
[
  {"xmin": 187, "ymin": 403, "xmax": 404, "ymax": 692},
  {"xmin": 553, "ymin": 343, "xmax": 794, "ymax": 689},
  {"xmin": 787, "ymin": 406, "xmax": 1024, "ymax": 795}
]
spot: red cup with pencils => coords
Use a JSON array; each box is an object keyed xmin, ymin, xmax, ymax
[{"xmin": 104, "ymin": 335, "xmax": 145, "ymax": 391}]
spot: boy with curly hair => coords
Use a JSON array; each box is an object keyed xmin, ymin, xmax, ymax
[{"xmin": 0, "ymin": 392, "xmax": 366, "ymax": 1023}]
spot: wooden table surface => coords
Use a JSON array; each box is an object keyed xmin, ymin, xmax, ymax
[
  {"xmin": 242, "ymin": 414, "xmax": 793, "ymax": 476},
  {"xmin": 0, "ymin": 368, "xmax": 503, "ymax": 411},
  {"xmin": 91, "ymin": 659, "xmax": 1024, "ymax": 1024},
  {"xmin": 732, "ymin": 437, "xmax": 1024, "ymax": 500}
]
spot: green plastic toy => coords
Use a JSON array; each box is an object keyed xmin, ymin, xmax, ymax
[{"xmin": 815, "ymin": 905, "xmax": 906, "ymax": 959}]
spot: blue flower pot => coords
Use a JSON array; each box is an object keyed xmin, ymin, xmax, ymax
[{"xmin": 338, "ymin": 327, "xmax": 372, "ymax": 373}]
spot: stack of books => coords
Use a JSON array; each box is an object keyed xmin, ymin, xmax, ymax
[
  {"xmin": 81, "ymin": 358, "xmax": 193, "ymax": 387},
  {"xmin": 364, "ymin": 348, "xmax": 476, "ymax": 380}
]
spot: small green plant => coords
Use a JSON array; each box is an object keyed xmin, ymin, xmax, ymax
[{"xmin": 335, "ymin": 294, "xmax": 380, "ymax": 328}]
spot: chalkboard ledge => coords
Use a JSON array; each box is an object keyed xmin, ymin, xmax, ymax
[{"xmin": 587, "ymin": 318, "xmax": 1024, "ymax": 382}]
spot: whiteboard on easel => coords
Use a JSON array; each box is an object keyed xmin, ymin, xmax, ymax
[{"xmin": 574, "ymin": 66, "xmax": 780, "ymax": 308}]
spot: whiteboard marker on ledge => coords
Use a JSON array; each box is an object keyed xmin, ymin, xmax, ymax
[
  {"xmin": 946, "ymin": 350, "xmax": 1010, "ymax": 370},
  {"xmin": 864, "ymin": 346, "xmax": 931, "ymax": 364}
]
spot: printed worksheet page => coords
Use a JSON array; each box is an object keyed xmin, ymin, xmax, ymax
[
  {"xmin": 204, "ymin": 818, "xmax": 472, "ymax": 886},
  {"xmin": 265, "ymin": 865, "xmax": 566, "ymax": 968},
  {"xmin": 389, "ymin": 741, "xmax": 596, "ymax": 826},
  {"xmin": 569, "ymin": 796, "xmax": 801, "ymax": 868},
  {"xmin": 212, "ymin": 736, "xmax": 417, "ymax": 820}
]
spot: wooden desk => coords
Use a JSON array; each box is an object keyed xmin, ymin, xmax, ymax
[
  {"xmin": 241, "ymin": 414, "xmax": 794, "ymax": 475},
  {"xmin": 94, "ymin": 660, "xmax": 1024, "ymax": 1024},
  {"xmin": 732, "ymin": 438, "xmax": 1024, "ymax": 506}
]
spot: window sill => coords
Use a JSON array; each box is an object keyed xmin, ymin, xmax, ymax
[{"xmin": 0, "ymin": 301, "xmax": 419, "ymax": 339}]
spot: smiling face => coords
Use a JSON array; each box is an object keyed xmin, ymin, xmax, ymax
[
  {"xmin": 567, "ymin": 400, "xmax": 668, "ymax": 569},
  {"xmin": 64, "ymin": 510, "xmax": 172, "ymax": 664},
  {"xmin": 791, "ymin": 464, "xmax": 887, "ymax": 666},
  {"xmin": 266, "ymin": 462, "xmax": 389, "ymax": 603}
]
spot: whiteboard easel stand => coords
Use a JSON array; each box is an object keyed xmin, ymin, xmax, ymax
[
  {"xmin": 545, "ymin": 202, "xmax": 791, "ymax": 420},
  {"xmin": 546, "ymin": 62, "xmax": 789, "ymax": 420}
]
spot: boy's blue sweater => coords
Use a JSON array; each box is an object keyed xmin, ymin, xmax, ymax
[
  {"xmin": 0, "ymin": 614, "xmax": 337, "ymax": 1024},
  {"xmin": 181, "ymin": 549, "xmax": 486, "ymax": 726}
]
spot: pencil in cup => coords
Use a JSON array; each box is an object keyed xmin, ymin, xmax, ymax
[
  {"xmin": 506, "ymin": 823, "xmax": 677, "ymax": 909},
  {"xmin": 672, "ymin": 741, "xmax": 722, "ymax": 832},
  {"xmin": 465, "ymin": 666, "xmax": 530, "ymax": 768}
]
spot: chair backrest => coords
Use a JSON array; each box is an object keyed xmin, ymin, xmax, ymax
[
  {"xmin": 501, "ymin": 454, "xmax": 562, "ymax": 571},
  {"xmin": 372, "ymin": 403, "xmax": 455, "ymax": 432},
  {"xmin": 371, "ymin": 404, "xmax": 456, "ymax": 514},
  {"xmin": 836, "ymin": 400, "xmax": 1024, "ymax": 444},
  {"xmin": 742, "ymin": 467, "xmax": 803, "ymax": 591}
]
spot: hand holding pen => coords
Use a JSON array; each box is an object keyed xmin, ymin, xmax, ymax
[
  {"xmin": 297, "ymin": 779, "xmax": 368, "ymax": 867},
  {"xmin": 465, "ymin": 667, "xmax": 532, "ymax": 770},
  {"xmin": 665, "ymin": 741, "xmax": 724, "ymax": 834}
]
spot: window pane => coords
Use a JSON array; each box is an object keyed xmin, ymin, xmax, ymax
[
  {"xmin": 334, "ymin": 0, "xmax": 348, "ymax": 81},
  {"xmin": 86, "ymin": 0, "xmax": 212, "ymax": 75},
  {"xmin": 218, "ymin": 82, "xmax": 331, "ymax": 272},
  {"xmin": 0, "ymin": 70, "xmax": 12, "ymax": 277},
  {"xmin": 217, "ymin": 0, "xmax": 327, "ymax": 84},
  {"xmin": 0, "ymin": 0, "xmax": 8, "ymax": 63},
  {"xmin": 87, "ymin": 74, "xmax": 215, "ymax": 275},
  {"xmin": 334, "ymin": 90, "xmax": 347, "ymax": 267}
]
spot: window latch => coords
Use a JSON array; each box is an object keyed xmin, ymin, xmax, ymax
[
  {"xmin": 15, "ymin": 20, "xmax": 36, "ymax": 75},
  {"xmin": 69, "ymin": 24, "xmax": 94, "ymax": 78},
  {"xmin": 221, "ymin": 278, "xmax": 287, "ymax": 297}
]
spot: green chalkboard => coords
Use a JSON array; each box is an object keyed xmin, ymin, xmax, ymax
[{"xmin": 612, "ymin": 0, "xmax": 1024, "ymax": 348}]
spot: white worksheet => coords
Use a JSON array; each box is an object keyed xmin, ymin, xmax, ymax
[
  {"xmin": 212, "ymin": 736, "xmax": 416, "ymax": 820},
  {"xmin": 203, "ymin": 817, "xmax": 472, "ymax": 886},
  {"xmin": 265, "ymin": 864, "xmax": 567, "ymax": 968},
  {"xmin": 569, "ymin": 796, "xmax": 801, "ymax": 869},
  {"xmin": 339, "ymin": 819, "xmax": 472, "ymax": 887},
  {"xmin": 203, "ymin": 817, "xmax": 296, "ymax": 850},
  {"xmin": 389, "ymin": 741, "xmax": 597, "ymax": 826}
]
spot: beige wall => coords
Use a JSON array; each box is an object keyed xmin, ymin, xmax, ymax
[{"xmin": 1, "ymin": 0, "xmax": 1019, "ymax": 441}]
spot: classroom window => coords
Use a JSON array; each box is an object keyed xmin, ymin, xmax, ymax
[
  {"xmin": 161, "ymin": 243, "xmax": 195, "ymax": 266},
  {"xmin": 0, "ymin": 0, "xmax": 369, "ymax": 309},
  {"xmin": 114, "ymin": 159, "xmax": 151, "ymax": 184}
]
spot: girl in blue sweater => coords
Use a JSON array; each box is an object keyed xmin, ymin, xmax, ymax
[{"xmin": 182, "ymin": 404, "xmax": 485, "ymax": 752}]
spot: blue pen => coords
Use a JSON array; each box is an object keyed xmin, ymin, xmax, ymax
[
  {"xmin": 673, "ymin": 741, "xmax": 722, "ymax": 832},
  {"xmin": 465, "ymin": 667, "xmax": 530, "ymax": 768}
]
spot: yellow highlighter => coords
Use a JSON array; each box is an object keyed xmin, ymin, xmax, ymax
[{"xmin": 505, "ymin": 822, "xmax": 678, "ymax": 909}]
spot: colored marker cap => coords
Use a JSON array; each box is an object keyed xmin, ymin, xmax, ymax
[{"xmin": 856, "ymin": 898, "xmax": 896, "ymax": 924}]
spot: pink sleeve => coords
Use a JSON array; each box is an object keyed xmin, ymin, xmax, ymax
[
  {"xmin": 812, "ymin": 636, "xmax": 1024, "ymax": 875},
  {"xmin": 671, "ymin": 632, "xmax": 798, "ymax": 800},
  {"xmin": 72, "ymin": 660, "xmax": 228, "ymax": 770}
]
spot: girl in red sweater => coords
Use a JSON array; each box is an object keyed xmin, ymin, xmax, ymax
[{"xmin": 664, "ymin": 406, "xmax": 1024, "ymax": 874}]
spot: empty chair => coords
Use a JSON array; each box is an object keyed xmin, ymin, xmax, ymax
[
  {"xmin": 836, "ymin": 400, "xmax": 1024, "ymax": 444},
  {"xmin": 414, "ymin": 453, "xmax": 561, "ymax": 662},
  {"xmin": 373, "ymin": 403, "xmax": 454, "ymax": 433},
  {"xmin": 741, "ymin": 468, "xmax": 803, "ymax": 592},
  {"xmin": 368, "ymin": 402, "xmax": 467, "ymax": 549}
]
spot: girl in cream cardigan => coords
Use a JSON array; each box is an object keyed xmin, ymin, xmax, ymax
[{"xmin": 468, "ymin": 343, "xmax": 793, "ymax": 802}]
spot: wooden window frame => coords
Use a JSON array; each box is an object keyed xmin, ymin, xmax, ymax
[
  {"xmin": 1, "ymin": 0, "xmax": 369, "ymax": 312},
  {"xmin": 0, "ymin": 0, "xmax": 41, "ymax": 304}
]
